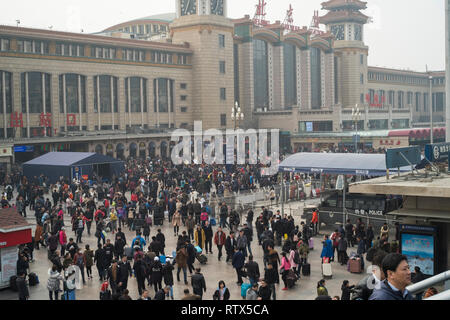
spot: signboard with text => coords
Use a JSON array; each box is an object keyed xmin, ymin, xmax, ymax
[{"xmin": 424, "ymin": 142, "xmax": 450, "ymax": 162}]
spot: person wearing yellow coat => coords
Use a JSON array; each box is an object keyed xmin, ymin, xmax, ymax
[{"xmin": 194, "ymin": 225, "xmax": 206, "ymax": 250}]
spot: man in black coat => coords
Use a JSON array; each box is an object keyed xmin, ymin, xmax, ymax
[
  {"xmin": 185, "ymin": 241, "xmax": 196, "ymax": 274},
  {"xmin": 242, "ymin": 223, "xmax": 253, "ymax": 256},
  {"xmin": 225, "ymin": 231, "xmax": 236, "ymax": 262},
  {"xmin": 264, "ymin": 263, "xmax": 278, "ymax": 300},
  {"xmin": 114, "ymin": 236, "xmax": 126, "ymax": 260},
  {"xmin": 133, "ymin": 256, "xmax": 147, "ymax": 296},
  {"xmin": 244, "ymin": 255, "xmax": 260, "ymax": 286},
  {"xmin": 16, "ymin": 273, "xmax": 29, "ymax": 300},
  {"xmin": 118, "ymin": 256, "xmax": 132, "ymax": 293},
  {"xmin": 115, "ymin": 228, "xmax": 127, "ymax": 245},
  {"xmin": 104, "ymin": 239, "xmax": 115, "ymax": 267},
  {"xmin": 155, "ymin": 229, "xmax": 166, "ymax": 255},
  {"xmin": 16, "ymin": 254, "xmax": 29, "ymax": 277},
  {"xmin": 94, "ymin": 244, "xmax": 107, "ymax": 281},
  {"xmin": 149, "ymin": 237, "xmax": 162, "ymax": 256},
  {"xmin": 154, "ymin": 286, "xmax": 170, "ymax": 300},
  {"xmin": 191, "ymin": 268, "xmax": 207, "ymax": 300},
  {"xmin": 202, "ymin": 220, "xmax": 213, "ymax": 254}
]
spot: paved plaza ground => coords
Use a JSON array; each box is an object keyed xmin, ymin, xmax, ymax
[{"xmin": 0, "ymin": 195, "xmax": 378, "ymax": 301}]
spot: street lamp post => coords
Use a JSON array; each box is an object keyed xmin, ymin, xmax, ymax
[
  {"xmin": 352, "ymin": 104, "xmax": 362, "ymax": 153},
  {"xmin": 231, "ymin": 101, "xmax": 244, "ymax": 130},
  {"xmin": 429, "ymin": 75, "xmax": 434, "ymax": 144}
]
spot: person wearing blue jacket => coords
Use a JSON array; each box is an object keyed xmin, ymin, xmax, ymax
[
  {"xmin": 232, "ymin": 247, "xmax": 245, "ymax": 285},
  {"xmin": 369, "ymin": 253, "xmax": 413, "ymax": 300},
  {"xmin": 320, "ymin": 235, "xmax": 333, "ymax": 261},
  {"xmin": 132, "ymin": 233, "xmax": 146, "ymax": 250}
]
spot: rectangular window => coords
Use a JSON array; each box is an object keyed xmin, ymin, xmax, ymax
[
  {"xmin": 180, "ymin": 95, "xmax": 187, "ymax": 101},
  {"xmin": 0, "ymin": 38, "xmax": 10, "ymax": 51},
  {"xmin": 360, "ymin": 54, "xmax": 364, "ymax": 65},
  {"xmin": 180, "ymin": 83, "xmax": 187, "ymax": 89},
  {"xmin": 360, "ymin": 74, "xmax": 364, "ymax": 84},
  {"xmin": 219, "ymin": 61, "xmax": 226, "ymax": 74},
  {"xmin": 360, "ymin": 94, "xmax": 364, "ymax": 104},
  {"xmin": 132, "ymin": 26, "xmax": 137, "ymax": 34},
  {"xmin": 415, "ymin": 92, "xmax": 421, "ymax": 112},
  {"xmin": 220, "ymin": 88, "xmax": 226, "ymax": 100},
  {"xmin": 219, "ymin": 34, "xmax": 225, "ymax": 48},
  {"xmin": 180, "ymin": 107, "xmax": 187, "ymax": 113},
  {"xmin": 153, "ymin": 25, "xmax": 159, "ymax": 33},
  {"xmin": 310, "ymin": 47, "xmax": 322, "ymax": 109},
  {"xmin": 424, "ymin": 93, "xmax": 429, "ymax": 112},
  {"xmin": 139, "ymin": 25, "xmax": 144, "ymax": 34},
  {"xmin": 220, "ymin": 114, "xmax": 226, "ymax": 126}
]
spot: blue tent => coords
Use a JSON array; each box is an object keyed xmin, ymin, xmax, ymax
[
  {"xmin": 22, "ymin": 152, "xmax": 124, "ymax": 183},
  {"xmin": 278, "ymin": 152, "xmax": 412, "ymax": 176}
]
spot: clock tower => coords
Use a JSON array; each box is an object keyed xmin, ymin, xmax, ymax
[
  {"xmin": 176, "ymin": 0, "xmax": 227, "ymax": 18},
  {"xmin": 320, "ymin": 0, "xmax": 370, "ymax": 112},
  {"xmin": 172, "ymin": 0, "xmax": 234, "ymax": 129}
]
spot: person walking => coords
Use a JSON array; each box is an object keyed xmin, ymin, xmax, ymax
[
  {"xmin": 73, "ymin": 248, "xmax": 86, "ymax": 285},
  {"xmin": 225, "ymin": 231, "xmax": 236, "ymax": 262},
  {"xmin": 280, "ymin": 252, "xmax": 291, "ymax": 291},
  {"xmin": 214, "ymin": 227, "xmax": 226, "ymax": 261},
  {"xmin": 16, "ymin": 272, "xmax": 29, "ymax": 301},
  {"xmin": 94, "ymin": 243, "xmax": 107, "ymax": 281},
  {"xmin": 58, "ymin": 227, "xmax": 67, "ymax": 257},
  {"xmin": 175, "ymin": 245, "xmax": 189, "ymax": 285},
  {"xmin": 264, "ymin": 263, "xmax": 278, "ymax": 300},
  {"xmin": 191, "ymin": 268, "xmax": 207, "ymax": 300},
  {"xmin": 194, "ymin": 225, "xmax": 205, "ymax": 251},
  {"xmin": 186, "ymin": 215, "xmax": 195, "ymax": 241},
  {"xmin": 320, "ymin": 235, "xmax": 333, "ymax": 263},
  {"xmin": 203, "ymin": 220, "xmax": 213, "ymax": 254},
  {"xmin": 317, "ymin": 279, "xmax": 328, "ymax": 297},
  {"xmin": 232, "ymin": 247, "xmax": 245, "ymax": 286},
  {"xmin": 133, "ymin": 255, "xmax": 147, "ymax": 296},
  {"xmin": 162, "ymin": 258, "xmax": 175, "ymax": 300},
  {"xmin": 118, "ymin": 255, "xmax": 132, "ymax": 293},
  {"xmin": 244, "ymin": 255, "xmax": 260, "ymax": 286},
  {"xmin": 213, "ymin": 280, "xmax": 230, "ymax": 300},
  {"xmin": 84, "ymin": 244, "xmax": 94, "ymax": 280},
  {"xmin": 47, "ymin": 265, "xmax": 63, "ymax": 300},
  {"xmin": 172, "ymin": 210, "xmax": 182, "ymax": 237}
]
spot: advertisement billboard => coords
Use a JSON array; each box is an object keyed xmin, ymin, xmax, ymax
[{"xmin": 401, "ymin": 233, "xmax": 435, "ymax": 276}]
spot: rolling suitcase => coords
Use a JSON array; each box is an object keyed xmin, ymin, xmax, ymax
[
  {"xmin": 124, "ymin": 247, "xmax": 133, "ymax": 260},
  {"xmin": 308, "ymin": 238, "xmax": 314, "ymax": 250},
  {"xmin": 349, "ymin": 258, "xmax": 362, "ymax": 273},
  {"xmin": 302, "ymin": 263, "xmax": 311, "ymax": 276},
  {"xmin": 322, "ymin": 262, "xmax": 332, "ymax": 279},
  {"xmin": 196, "ymin": 253, "xmax": 207, "ymax": 265},
  {"xmin": 286, "ymin": 269, "xmax": 298, "ymax": 288},
  {"xmin": 28, "ymin": 272, "xmax": 39, "ymax": 286},
  {"xmin": 10, "ymin": 276, "xmax": 18, "ymax": 292},
  {"xmin": 241, "ymin": 283, "xmax": 252, "ymax": 299}
]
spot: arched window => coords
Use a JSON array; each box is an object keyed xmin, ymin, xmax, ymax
[
  {"xmin": 160, "ymin": 141, "xmax": 168, "ymax": 160},
  {"xmin": 95, "ymin": 144, "xmax": 103, "ymax": 155},
  {"xmin": 116, "ymin": 143, "xmax": 125, "ymax": 160},
  {"xmin": 148, "ymin": 142, "xmax": 156, "ymax": 159},
  {"xmin": 129, "ymin": 143, "xmax": 137, "ymax": 159}
]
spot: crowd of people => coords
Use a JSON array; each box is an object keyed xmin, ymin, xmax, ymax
[{"xmin": 0, "ymin": 155, "xmax": 440, "ymax": 301}]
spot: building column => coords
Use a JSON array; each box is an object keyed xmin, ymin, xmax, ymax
[
  {"xmin": 268, "ymin": 44, "xmax": 274, "ymax": 110},
  {"xmin": 296, "ymin": 47, "xmax": 302, "ymax": 110}
]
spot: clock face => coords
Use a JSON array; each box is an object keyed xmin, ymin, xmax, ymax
[
  {"xmin": 355, "ymin": 24, "xmax": 362, "ymax": 41},
  {"xmin": 331, "ymin": 24, "xmax": 345, "ymax": 40},
  {"xmin": 180, "ymin": 0, "xmax": 197, "ymax": 16},
  {"xmin": 210, "ymin": 0, "xmax": 224, "ymax": 15}
]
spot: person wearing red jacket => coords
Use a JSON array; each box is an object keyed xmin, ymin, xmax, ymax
[
  {"xmin": 95, "ymin": 209, "xmax": 105, "ymax": 222},
  {"xmin": 311, "ymin": 209, "xmax": 319, "ymax": 236},
  {"xmin": 214, "ymin": 227, "xmax": 227, "ymax": 261}
]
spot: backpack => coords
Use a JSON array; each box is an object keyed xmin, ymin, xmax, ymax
[
  {"xmin": 293, "ymin": 251, "xmax": 301, "ymax": 265},
  {"xmin": 76, "ymin": 255, "xmax": 84, "ymax": 266}
]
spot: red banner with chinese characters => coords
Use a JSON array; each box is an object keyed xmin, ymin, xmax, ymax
[
  {"xmin": 67, "ymin": 114, "xmax": 77, "ymax": 126},
  {"xmin": 10, "ymin": 112, "xmax": 23, "ymax": 128}
]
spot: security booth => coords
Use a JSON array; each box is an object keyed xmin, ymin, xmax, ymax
[{"xmin": 0, "ymin": 208, "xmax": 32, "ymax": 289}]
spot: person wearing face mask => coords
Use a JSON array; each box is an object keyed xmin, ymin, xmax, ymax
[{"xmin": 369, "ymin": 253, "xmax": 413, "ymax": 300}]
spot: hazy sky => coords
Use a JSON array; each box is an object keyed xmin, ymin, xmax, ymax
[{"xmin": 0, "ymin": 0, "xmax": 445, "ymax": 71}]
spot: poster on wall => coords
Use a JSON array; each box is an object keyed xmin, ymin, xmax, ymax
[
  {"xmin": 1, "ymin": 247, "xmax": 18, "ymax": 283},
  {"xmin": 401, "ymin": 233, "xmax": 435, "ymax": 276}
]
